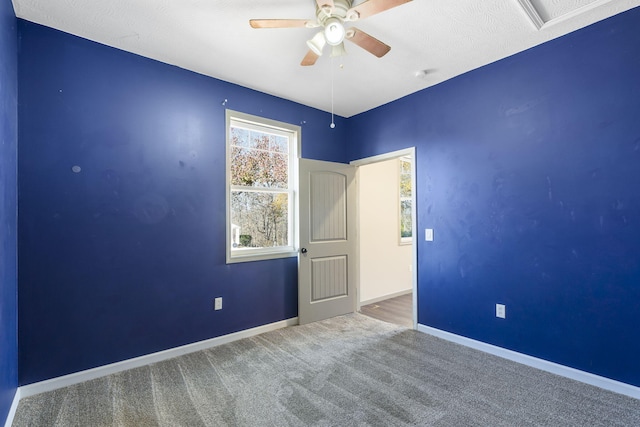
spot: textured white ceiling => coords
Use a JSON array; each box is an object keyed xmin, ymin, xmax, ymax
[{"xmin": 11, "ymin": 0, "xmax": 640, "ymax": 117}]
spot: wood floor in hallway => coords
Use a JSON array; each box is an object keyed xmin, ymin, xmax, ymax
[{"xmin": 360, "ymin": 293, "xmax": 412, "ymax": 328}]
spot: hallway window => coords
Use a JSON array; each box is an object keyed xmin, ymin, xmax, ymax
[
  {"xmin": 226, "ymin": 110, "xmax": 299, "ymax": 263},
  {"xmin": 399, "ymin": 157, "xmax": 412, "ymax": 244}
]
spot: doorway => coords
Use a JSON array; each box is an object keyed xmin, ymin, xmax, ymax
[{"xmin": 351, "ymin": 148, "xmax": 417, "ymax": 329}]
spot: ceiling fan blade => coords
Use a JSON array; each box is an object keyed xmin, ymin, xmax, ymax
[
  {"xmin": 347, "ymin": 0, "xmax": 412, "ymax": 20},
  {"xmin": 345, "ymin": 27, "xmax": 390, "ymax": 58},
  {"xmin": 249, "ymin": 19, "xmax": 314, "ymax": 29},
  {"xmin": 301, "ymin": 50, "xmax": 320, "ymax": 66}
]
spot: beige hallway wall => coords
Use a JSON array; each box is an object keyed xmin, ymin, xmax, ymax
[{"xmin": 359, "ymin": 158, "xmax": 412, "ymax": 304}]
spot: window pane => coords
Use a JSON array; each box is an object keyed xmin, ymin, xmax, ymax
[
  {"xmin": 400, "ymin": 199, "xmax": 412, "ymax": 238},
  {"xmin": 230, "ymin": 147, "xmax": 288, "ymax": 188},
  {"xmin": 400, "ymin": 173, "xmax": 412, "ymax": 198},
  {"xmin": 249, "ymin": 131, "xmax": 269, "ymax": 149},
  {"xmin": 230, "ymin": 127, "xmax": 250, "ymax": 147},
  {"xmin": 230, "ymin": 191, "xmax": 289, "ymax": 249},
  {"xmin": 400, "ymin": 159, "xmax": 411, "ymax": 174},
  {"xmin": 271, "ymin": 135, "xmax": 288, "ymax": 153}
]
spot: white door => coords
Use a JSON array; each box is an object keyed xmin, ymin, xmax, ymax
[{"xmin": 298, "ymin": 158, "xmax": 357, "ymax": 325}]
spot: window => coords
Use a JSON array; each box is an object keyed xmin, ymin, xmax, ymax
[
  {"xmin": 399, "ymin": 156, "xmax": 412, "ymax": 244},
  {"xmin": 226, "ymin": 110, "xmax": 299, "ymax": 263}
]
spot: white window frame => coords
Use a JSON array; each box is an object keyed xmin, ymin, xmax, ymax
[{"xmin": 225, "ymin": 110, "xmax": 300, "ymax": 264}]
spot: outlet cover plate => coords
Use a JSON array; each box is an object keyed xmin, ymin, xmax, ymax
[
  {"xmin": 425, "ymin": 228, "xmax": 434, "ymax": 241},
  {"xmin": 496, "ymin": 303, "xmax": 506, "ymax": 319}
]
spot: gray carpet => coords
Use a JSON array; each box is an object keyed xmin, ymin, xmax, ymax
[{"xmin": 12, "ymin": 314, "xmax": 640, "ymax": 426}]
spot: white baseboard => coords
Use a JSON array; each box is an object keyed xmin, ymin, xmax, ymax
[
  {"xmin": 19, "ymin": 317, "xmax": 299, "ymax": 399},
  {"xmin": 417, "ymin": 324, "xmax": 640, "ymax": 400},
  {"xmin": 3, "ymin": 387, "xmax": 21, "ymax": 427},
  {"xmin": 360, "ymin": 289, "xmax": 412, "ymax": 307}
]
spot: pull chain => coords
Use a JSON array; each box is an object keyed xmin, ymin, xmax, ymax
[{"xmin": 330, "ymin": 56, "xmax": 335, "ymax": 129}]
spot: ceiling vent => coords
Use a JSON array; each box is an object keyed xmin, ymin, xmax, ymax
[{"xmin": 517, "ymin": 0, "xmax": 613, "ymax": 29}]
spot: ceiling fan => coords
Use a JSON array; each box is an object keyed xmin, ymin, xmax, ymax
[{"xmin": 250, "ymin": 0, "xmax": 412, "ymax": 66}]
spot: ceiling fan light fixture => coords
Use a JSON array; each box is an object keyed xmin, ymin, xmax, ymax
[
  {"xmin": 249, "ymin": 0, "xmax": 413, "ymax": 66},
  {"xmin": 330, "ymin": 42, "xmax": 347, "ymax": 57},
  {"xmin": 306, "ymin": 31, "xmax": 326, "ymax": 56},
  {"xmin": 324, "ymin": 18, "xmax": 345, "ymax": 46}
]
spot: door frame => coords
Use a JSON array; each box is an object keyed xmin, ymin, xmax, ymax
[{"xmin": 350, "ymin": 147, "xmax": 418, "ymax": 329}]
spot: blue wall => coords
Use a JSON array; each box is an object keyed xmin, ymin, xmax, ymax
[
  {"xmin": 347, "ymin": 8, "xmax": 640, "ymax": 387},
  {"xmin": 0, "ymin": 0, "xmax": 18, "ymax": 423},
  {"xmin": 18, "ymin": 21, "xmax": 347, "ymax": 385}
]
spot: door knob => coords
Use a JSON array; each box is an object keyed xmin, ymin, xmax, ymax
[{"xmin": 301, "ymin": 248, "xmax": 307, "ymax": 254}]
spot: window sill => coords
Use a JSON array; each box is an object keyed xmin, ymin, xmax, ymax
[{"xmin": 227, "ymin": 249, "xmax": 298, "ymax": 264}]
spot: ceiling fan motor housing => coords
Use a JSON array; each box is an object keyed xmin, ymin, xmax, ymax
[{"xmin": 316, "ymin": 0, "xmax": 353, "ymax": 25}]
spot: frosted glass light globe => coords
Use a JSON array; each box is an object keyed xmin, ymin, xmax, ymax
[{"xmin": 324, "ymin": 18, "xmax": 345, "ymax": 46}]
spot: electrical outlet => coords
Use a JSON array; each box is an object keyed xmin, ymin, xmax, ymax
[
  {"xmin": 214, "ymin": 297, "xmax": 223, "ymax": 311},
  {"xmin": 496, "ymin": 303, "xmax": 506, "ymax": 319}
]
